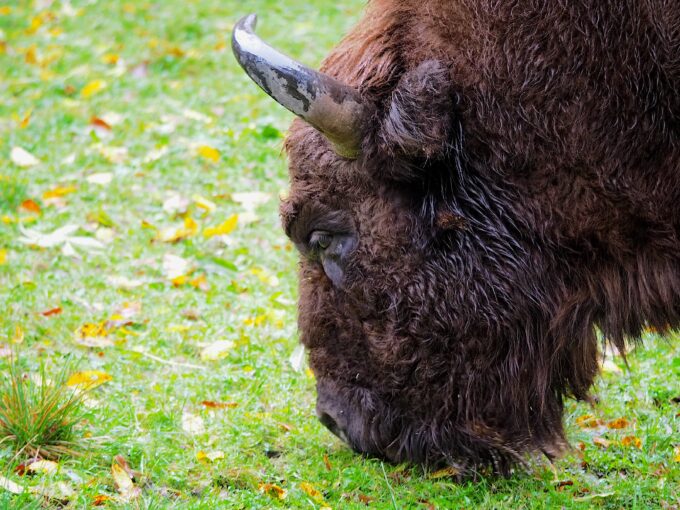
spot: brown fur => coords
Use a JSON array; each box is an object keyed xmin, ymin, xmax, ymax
[{"xmin": 280, "ymin": 0, "xmax": 680, "ymax": 474}]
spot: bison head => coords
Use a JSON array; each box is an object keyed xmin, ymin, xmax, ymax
[{"xmin": 232, "ymin": 14, "xmax": 601, "ymax": 474}]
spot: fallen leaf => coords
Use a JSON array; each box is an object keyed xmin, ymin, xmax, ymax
[
  {"xmin": 289, "ymin": 344, "xmax": 306, "ymax": 373},
  {"xmin": 593, "ymin": 437, "xmax": 612, "ymax": 449},
  {"xmin": 111, "ymin": 458, "xmax": 140, "ymax": 500},
  {"xmin": 674, "ymin": 446, "xmax": 680, "ymax": 462},
  {"xmin": 162, "ymin": 194, "xmax": 189, "ymax": 215},
  {"xmin": 201, "ymin": 400, "xmax": 238, "ymax": 409},
  {"xmin": 10, "ymin": 147, "xmax": 40, "ymax": 167},
  {"xmin": 323, "ymin": 454, "xmax": 332, "ymax": 471},
  {"xmin": 90, "ymin": 116, "xmax": 112, "ymax": 131},
  {"xmin": 27, "ymin": 460, "xmax": 58, "ymax": 475},
  {"xmin": 86, "ymin": 172, "xmax": 113, "ymax": 185},
  {"xmin": 299, "ymin": 482, "xmax": 325, "ymax": 504},
  {"xmin": 66, "ymin": 370, "xmax": 112, "ymax": 389},
  {"xmin": 81, "ymin": 79, "xmax": 107, "ymax": 98},
  {"xmin": 92, "ymin": 494, "xmax": 113, "ymax": 506},
  {"xmin": 43, "ymin": 185, "xmax": 77, "ymax": 200},
  {"xmin": 162, "ymin": 253, "xmax": 191, "ymax": 280},
  {"xmin": 0, "ymin": 475, "xmax": 24, "ymax": 494},
  {"xmin": 555, "ymin": 480, "xmax": 574, "ymax": 491},
  {"xmin": 192, "ymin": 194, "xmax": 216, "ymax": 212},
  {"xmin": 75, "ymin": 322, "xmax": 113, "ymax": 347},
  {"xmin": 428, "ymin": 466, "xmax": 460, "ymax": 479},
  {"xmin": 200, "ymin": 340, "xmax": 235, "ymax": 361},
  {"xmin": 576, "ymin": 414, "xmax": 603, "ymax": 428},
  {"xmin": 98, "ymin": 145, "xmax": 128, "ymax": 163},
  {"xmin": 203, "ymin": 215, "xmax": 238, "ymax": 238},
  {"xmin": 181, "ymin": 412, "xmax": 205, "ymax": 435},
  {"xmin": 620, "ymin": 436, "xmax": 642, "ymax": 449},
  {"xmin": 41, "ymin": 306, "xmax": 62, "ymax": 317},
  {"xmin": 259, "ymin": 483, "xmax": 287, "ymax": 500},
  {"xmin": 0, "ymin": 249, "xmax": 6, "ymax": 265},
  {"xmin": 156, "ymin": 216, "xmax": 198, "ymax": 243},
  {"xmin": 20, "ymin": 199, "xmax": 41, "ymax": 214},
  {"xmin": 11, "ymin": 325, "xmax": 24, "ymax": 344},
  {"xmin": 19, "ymin": 110, "xmax": 32, "ymax": 129},
  {"xmin": 607, "ymin": 418, "xmax": 630, "ymax": 429},
  {"xmin": 196, "ymin": 450, "xmax": 225, "ymax": 463},
  {"xmin": 106, "ymin": 275, "xmax": 144, "ymax": 289},
  {"xmin": 197, "ymin": 145, "xmax": 220, "ymax": 163}
]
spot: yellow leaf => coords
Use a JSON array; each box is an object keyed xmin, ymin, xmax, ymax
[
  {"xmin": 674, "ymin": 446, "xmax": 680, "ymax": 463},
  {"xmin": 0, "ymin": 249, "xmax": 6, "ymax": 265},
  {"xmin": 102, "ymin": 53, "xmax": 119, "ymax": 65},
  {"xmin": 0, "ymin": 6, "xmax": 12, "ymax": 15},
  {"xmin": 192, "ymin": 194, "xmax": 216, "ymax": 212},
  {"xmin": 428, "ymin": 466, "xmax": 460, "ymax": 479},
  {"xmin": 12, "ymin": 325, "xmax": 23, "ymax": 344},
  {"xmin": 66, "ymin": 370, "xmax": 112, "ymax": 389},
  {"xmin": 200, "ymin": 340, "xmax": 235, "ymax": 361},
  {"xmin": 43, "ymin": 185, "xmax": 77, "ymax": 200},
  {"xmin": 81, "ymin": 79, "xmax": 107, "ymax": 98},
  {"xmin": 27, "ymin": 460, "xmax": 58, "ymax": 475},
  {"xmin": 576, "ymin": 414, "xmax": 603, "ymax": 428},
  {"xmin": 203, "ymin": 215, "xmax": 238, "ymax": 238},
  {"xmin": 620, "ymin": 436, "xmax": 642, "ymax": 449},
  {"xmin": 259, "ymin": 483, "xmax": 287, "ymax": 500},
  {"xmin": 19, "ymin": 109, "xmax": 32, "ymax": 129},
  {"xmin": 197, "ymin": 450, "xmax": 225, "ymax": 463},
  {"xmin": 111, "ymin": 460, "xmax": 139, "ymax": 500},
  {"xmin": 593, "ymin": 437, "xmax": 612, "ymax": 449},
  {"xmin": 299, "ymin": 482, "xmax": 326, "ymax": 504},
  {"xmin": 197, "ymin": 145, "xmax": 220, "ymax": 163}
]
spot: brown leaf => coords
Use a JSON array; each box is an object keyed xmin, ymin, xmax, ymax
[
  {"xmin": 576, "ymin": 414, "xmax": 603, "ymax": 428},
  {"xmin": 20, "ymin": 199, "xmax": 41, "ymax": 214},
  {"xmin": 323, "ymin": 454, "xmax": 332, "ymax": 471},
  {"xmin": 593, "ymin": 437, "xmax": 612, "ymax": 449},
  {"xmin": 620, "ymin": 436, "xmax": 642, "ymax": 449},
  {"xmin": 201, "ymin": 400, "xmax": 238, "ymax": 409},
  {"xmin": 40, "ymin": 306, "xmax": 62, "ymax": 317},
  {"xmin": 607, "ymin": 418, "xmax": 630, "ymax": 429},
  {"xmin": 259, "ymin": 483, "xmax": 287, "ymax": 500}
]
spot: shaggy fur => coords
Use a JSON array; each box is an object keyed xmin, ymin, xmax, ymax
[{"xmin": 279, "ymin": 0, "xmax": 680, "ymax": 474}]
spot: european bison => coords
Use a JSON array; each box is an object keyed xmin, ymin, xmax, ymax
[{"xmin": 232, "ymin": 1, "xmax": 680, "ymax": 473}]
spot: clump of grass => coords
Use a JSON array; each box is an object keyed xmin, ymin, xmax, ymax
[{"xmin": 0, "ymin": 355, "xmax": 87, "ymax": 460}]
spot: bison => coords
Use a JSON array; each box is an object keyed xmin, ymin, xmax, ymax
[{"xmin": 232, "ymin": 1, "xmax": 680, "ymax": 474}]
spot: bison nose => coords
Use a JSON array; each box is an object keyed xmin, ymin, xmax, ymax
[{"xmin": 317, "ymin": 409, "xmax": 349, "ymax": 444}]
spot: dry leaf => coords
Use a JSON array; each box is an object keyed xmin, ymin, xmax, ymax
[
  {"xmin": 0, "ymin": 249, "xmax": 6, "ymax": 265},
  {"xmin": 66, "ymin": 370, "xmax": 112, "ymax": 389},
  {"xmin": 0, "ymin": 475, "xmax": 25, "ymax": 494},
  {"xmin": 11, "ymin": 325, "xmax": 24, "ymax": 344},
  {"xmin": 197, "ymin": 145, "xmax": 220, "ymax": 163},
  {"xmin": 196, "ymin": 450, "xmax": 225, "ymax": 463},
  {"xmin": 43, "ymin": 185, "xmax": 77, "ymax": 200},
  {"xmin": 20, "ymin": 199, "xmax": 41, "ymax": 214},
  {"xmin": 259, "ymin": 483, "xmax": 287, "ymax": 500},
  {"xmin": 181, "ymin": 412, "xmax": 205, "ymax": 435},
  {"xmin": 620, "ymin": 436, "xmax": 642, "ymax": 449},
  {"xmin": 201, "ymin": 400, "xmax": 238, "ymax": 409},
  {"xmin": 41, "ymin": 306, "xmax": 62, "ymax": 317},
  {"xmin": 106, "ymin": 275, "xmax": 144, "ymax": 289},
  {"xmin": 299, "ymin": 482, "xmax": 326, "ymax": 504},
  {"xmin": 323, "ymin": 454, "xmax": 332, "ymax": 471},
  {"xmin": 192, "ymin": 194, "xmax": 216, "ymax": 212},
  {"xmin": 576, "ymin": 414, "xmax": 603, "ymax": 428},
  {"xmin": 203, "ymin": 215, "xmax": 238, "ymax": 238},
  {"xmin": 674, "ymin": 446, "xmax": 680, "ymax": 463},
  {"xmin": 607, "ymin": 418, "xmax": 630, "ymax": 429},
  {"xmin": 428, "ymin": 466, "xmax": 460, "ymax": 479},
  {"xmin": 593, "ymin": 437, "xmax": 612, "ymax": 449},
  {"xmin": 81, "ymin": 79, "xmax": 107, "ymax": 98},
  {"xmin": 200, "ymin": 340, "xmax": 234, "ymax": 361},
  {"xmin": 111, "ymin": 458, "xmax": 140, "ymax": 500},
  {"xmin": 10, "ymin": 146, "xmax": 40, "ymax": 167},
  {"xmin": 86, "ymin": 172, "xmax": 113, "ymax": 185},
  {"xmin": 27, "ymin": 460, "xmax": 58, "ymax": 475},
  {"xmin": 162, "ymin": 253, "xmax": 191, "ymax": 280}
]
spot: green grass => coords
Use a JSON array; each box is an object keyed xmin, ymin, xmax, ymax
[{"xmin": 0, "ymin": 0, "xmax": 678, "ymax": 508}]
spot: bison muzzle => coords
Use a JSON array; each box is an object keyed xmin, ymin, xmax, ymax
[{"xmin": 232, "ymin": 1, "xmax": 680, "ymax": 474}]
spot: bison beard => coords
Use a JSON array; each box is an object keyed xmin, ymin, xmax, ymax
[{"xmin": 234, "ymin": 1, "xmax": 680, "ymax": 475}]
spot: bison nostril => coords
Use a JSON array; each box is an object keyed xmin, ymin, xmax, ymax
[{"xmin": 318, "ymin": 411, "xmax": 348, "ymax": 443}]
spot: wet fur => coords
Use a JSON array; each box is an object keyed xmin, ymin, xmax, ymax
[{"xmin": 281, "ymin": 0, "xmax": 680, "ymax": 474}]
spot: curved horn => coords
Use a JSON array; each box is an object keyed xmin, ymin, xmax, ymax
[{"xmin": 232, "ymin": 14, "xmax": 367, "ymax": 159}]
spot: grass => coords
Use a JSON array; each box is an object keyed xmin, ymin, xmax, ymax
[
  {"xmin": 0, "ymin": 354, "xmax": 86, "ymax": 460},
  {"xmin": 0, "ymin": 0, "xmax": 678, "ymax": 507}
]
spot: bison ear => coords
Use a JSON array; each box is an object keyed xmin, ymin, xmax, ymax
[{"xmin": 376, "ymin": 60, "xmax": 456, "ymax": 161}]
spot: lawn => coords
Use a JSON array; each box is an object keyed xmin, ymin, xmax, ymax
[{"xmin": 0, "ymin": 0, "xmax": 678, "ymax": 508}]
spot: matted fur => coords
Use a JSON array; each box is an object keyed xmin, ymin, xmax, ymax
[{"xmin": 279, "ymin": 0, "xmax": 680, "ymax": 474}]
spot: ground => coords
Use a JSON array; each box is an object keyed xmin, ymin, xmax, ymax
[{"xmin": 0, "ymin": 0, "xmax": 678, "ymax": 508}]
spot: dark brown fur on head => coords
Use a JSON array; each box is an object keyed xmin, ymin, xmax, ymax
[{"xmin": 280, "ymin": 0, "xmax": 680, "ymax": 474}]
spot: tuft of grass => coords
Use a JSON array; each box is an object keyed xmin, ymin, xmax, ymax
[{"xmin": 0, "ymin": 356, "xmax": 87, "ymax": 460}]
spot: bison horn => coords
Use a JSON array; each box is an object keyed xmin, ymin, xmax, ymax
[{"xmin": 232, "ymin": 14, "xmax": 367, "ymax": 159}]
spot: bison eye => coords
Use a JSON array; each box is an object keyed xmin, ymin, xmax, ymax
[
  {"xmin": 306, "ymin": 230, "xmax": 357, "ymax": 287},
  {"xmin": 309, "ymin": 230, "xmax": 333, "ymax": 251}
]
